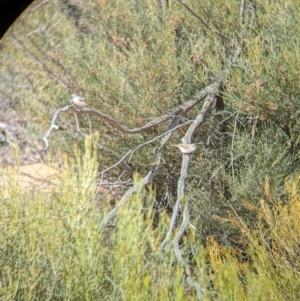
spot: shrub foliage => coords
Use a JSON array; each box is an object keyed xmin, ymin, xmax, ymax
[{"xmin": 1, "ymin": 0, "xmax": 300, "ymax": 299}]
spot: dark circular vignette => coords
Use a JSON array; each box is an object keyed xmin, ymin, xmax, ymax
[{"xmin": 0, "ymin": 0, "xmax": 35, "ymax": 39}]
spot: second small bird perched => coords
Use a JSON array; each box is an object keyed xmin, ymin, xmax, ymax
[
  {"xmin": 171, "ymin": 143, "xmax": 197, "ymax": 154},
  {"xmin": 71, "ymin": 94, "xmax": 89, "ymax": 107}
]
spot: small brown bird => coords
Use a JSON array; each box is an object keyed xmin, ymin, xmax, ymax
[
  {"xmin": 71, "ymin": 94, "xmax": 89, "ymax": 107},
  {"xmin": 171, "ymin": 143, "xmax": 197, "ymax": 154}
]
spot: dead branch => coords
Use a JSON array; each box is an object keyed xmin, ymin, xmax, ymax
[
  {"xmin": 42, "ymin": 81, "xmax": 215, "ymax": 153},
  {"xmin": 159, "ymin": 18, "xmax": 243, "ymax": 293},
  {"xmin": 99, "ymin": 114, "xmax": 183, "ymax": 228},
  {"xmin": 161, "ymin": 91, "xmax": 219, "ymax": 249},
  {"xmin": 42, "ymin": 100, "xmax": 193, "ymax": 179},
  {"xmin": 158, "ymin": 91, "xmax": 219, "ymax": 300},
  {"xmin": 45, "ymin": 83, "xmax": 214, "ymax": 137}
]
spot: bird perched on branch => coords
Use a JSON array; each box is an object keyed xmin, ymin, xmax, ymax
[
  {"xmin": 71, "ymin": 94, "xmax": 89, "ymax": 107},
  {"xmin": 171, "ymin": 143, "xmax": 197, "ymax": 154}
]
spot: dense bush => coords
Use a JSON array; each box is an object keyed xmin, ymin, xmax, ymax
[
  {"xmin": 1, "ymin": 0, "xmax": 300, "ymax": 299},
  {"xmin": 0, "ymin": 146, "xmax": 299, "ymax": 300}
]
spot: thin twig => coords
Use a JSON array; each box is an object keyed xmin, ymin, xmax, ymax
[
  {"xmin": 21, "ymin": 0, "xmax": 51, "ymax": 22},
  {"xmin": 177, "ymin": 0, "xmax": 230, "ymax": 42},
  {"xmin": 98, "ymin": 120, "xmax": 193, "ymax": 176},
  {"xmin": 240, "ymin": 0, "xmax": 246, "ymax": 25},
  {"xmin": 231, "ymin": 111, "xmax": 239, "ymax": 181},
  {"xmin": 99, "ymin": 116, "xmax": 184, "ymax": 228}
]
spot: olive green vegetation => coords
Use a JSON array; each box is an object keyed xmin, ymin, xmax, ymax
[
  {"xmin": 1, "ymin": 0, "xmax": 299, "ymax": 172},
  {"xmin": 0, "ymin": 141, "xmax": 300, "ymax": 300},
  {"xmin": 1, "ymin": 0, "xmax": 300, "ymax": 299}
]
